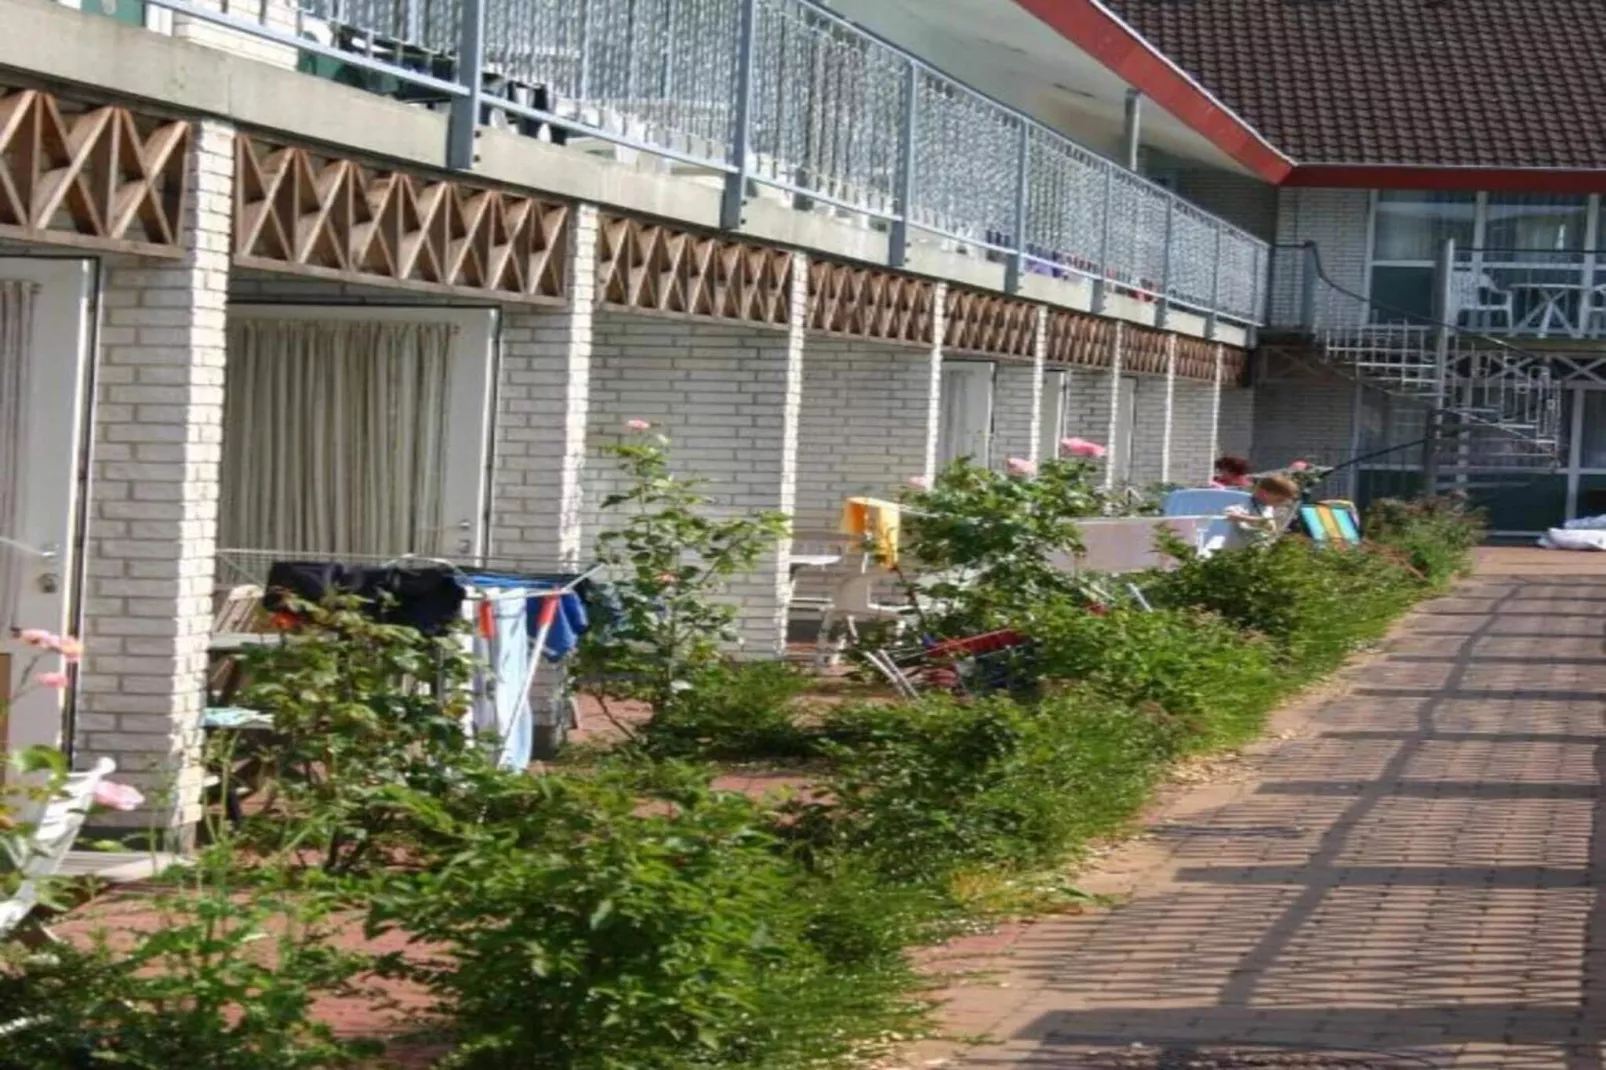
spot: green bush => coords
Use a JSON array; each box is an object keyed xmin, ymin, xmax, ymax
[
  {"xmin": 1147, "ymin": 537, "xmax": 1424, "ymax": 673},
  {"xmin": 640, "ymin": 661, "xmax": 815, "ymax": 761},
  {"xmin": 1365, "ymin": 495, "xmax": 1485, "ymax": 586},
  {"xmin": 365, "ymin": 762, "xmax": 917, "ymax": 1070},
  {"xmin": 1030, "ymin": 604, "xmax": 1285, "ymax": 751},
  {"xmin": 795, "ymin": 693, "xmax": 1169, "ymax": 885}
]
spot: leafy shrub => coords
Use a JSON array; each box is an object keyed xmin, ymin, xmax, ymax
[
  {"xmin": 1030, "ymin": 604, "xmax": 1285, "ymax": 750},
  {"xmin": 231, "ymin": 596, "xmax": 479, "ymax": 873},
  {"xmin": 796, "ymin": 693, "xmax": 1169, "ymax": 884},
  {"xmin": 640, "ymin": 661, "xmax": 814, "ymax": 761},
  {"xmin": 900, "ymin": 457, "xmax": 1113, "ymax": 628},
  {"xmin": 0, "ymin": 847, "xmax": 376, "ymax": 1070},
  {"xmin": 365, "ymin": 762, "xmax": 915, "ymax": 1070},
  {"xmin": 576, "ymin": 426, "xmax": 789, "ymax": 725},
  {"xmin": 1365, "ymin": 495, "xmax": 1485, "ymax": 586},
  {"xmin": 1148, "ymin": 538, "xmax": 1424, "ymax": 673}
]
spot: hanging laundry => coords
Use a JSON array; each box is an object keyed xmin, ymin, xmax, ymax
[
  {"xmin": 839, "ymin": 497, "xmax": 902, "ymax": 566},
  {"xmin": 461, "ymin": 571, "xmax": 592, "ymax": 661},
  {"xmin": 263, "ymin": 561, "xmax": 464, "ymax": 636},
  {"xmin": 466, "ymin": 588, "xmax": 533, "ymax": 772}
]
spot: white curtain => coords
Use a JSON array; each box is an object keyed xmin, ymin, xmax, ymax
[
  {"xmin": 219, "ymin": 318, "xmax": 456, "ymax": 557},
  {"xmin": 0, "ymin": 280, "xmax": 36, "ymax": 630}
]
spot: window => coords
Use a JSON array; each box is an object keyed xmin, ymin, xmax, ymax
[
  {"xmin": 1369, "ymin": 192, "xmax": 1476, "ymax": 322},
  {"xmin": 1485, "ymin": 194, "xmax": 1588, "ymax": 254}
]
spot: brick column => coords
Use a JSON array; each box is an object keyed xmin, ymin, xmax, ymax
[
  {"xmin": 584, "ymin": 254, "xmax": 807, "ymax": 656},
  {"xmin": 76, "ymin": 119, "xmax": 234, "ymax": 834},
  {"xmin": 1209, "ymin": 344, "xmax": 1224, "ymax": 470},
  {"xmin": 921, "ymin": 283, "xmax": 948, "ymax": 481},
  {"xmin": 490, "ymin": 204, "xmax": 598, "ymax": 566},
  {"xmin": 990, "ymin": 306, "xmax": 1048, "ymax": 466},
  {"xmin": 1160, "ymin": 333, "xmax": 1177, "ymax": 484}
]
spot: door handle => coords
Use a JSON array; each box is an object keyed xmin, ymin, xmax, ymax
[{"xmin": 36, "ymin": 544, "xmax": 59, "ymax": 594}]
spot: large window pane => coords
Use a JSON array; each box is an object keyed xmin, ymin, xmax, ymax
[
  {"xmin": 1485, "ymin": 193, "xmax": 1588, "ymax": 253},
  {"xmin": 1368, "ymin": 265, "xmax": 1435, "ymax": 322},
  {"xmin": 1577, "ymin": 390, "xmax": 1606, "ymax": 470},
  {"xmin": 1373, "ymin": 191, "xmax": 1475, "ymax": 262}
]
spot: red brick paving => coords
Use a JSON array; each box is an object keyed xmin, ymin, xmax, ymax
[{"xmin": 903, "ymin": 549, "xmax": 1606, "ymax": 1070}]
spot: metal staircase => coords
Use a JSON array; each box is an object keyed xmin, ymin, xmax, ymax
[{"xmin": 1269, "ymin": 242, "xmax": 1563, "ymax": 495}]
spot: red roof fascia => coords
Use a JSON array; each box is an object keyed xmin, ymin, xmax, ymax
[
  {"xmin": 1013, "ymin": 0, "xmax": 1294, "ymax": 184},
  {"xmin": 1286, "ymin": 166, "xmax": 1606, "ymax": 193}
]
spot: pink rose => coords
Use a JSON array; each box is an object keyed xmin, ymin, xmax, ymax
[
  {"xmin": 56, "ymin": 636, "xmax": 83, "ymax": 662},
  {"xmin": 92, "ymin": 781, "xmax": 145, "ymax": 812},
  {"xmin": 18, "ymin": 629, "xmax": 57, "ymax": 649},
  {"xmin": 626, "ymin": 419, "xmax": 652, "ymax": 432},
  {"xmin": 655, "ymin": 572, "xmax": 677, "ymax": 585},
  {"xmin": 1060, "ymin": 437, "xmax": 1108, "ymax": 459},
  {"xmin": 1006, "ymin": 458, "xmax": 1037, "ymax": 476},
  {"xmin": 1289, "ymin": 460, "xmax": 1311, "ymax": 472},
  {"xmin": 35, "ymin": 671, "xmax": 69, "ymax": 689},
  {"xmin": 907, "ymin": 476, "xmax": 930, "ymax": 490}
]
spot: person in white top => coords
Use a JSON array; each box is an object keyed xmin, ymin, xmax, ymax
[{"xmin": 1223, "ymin": 474, "xmax": 1300, "ymax": 549}]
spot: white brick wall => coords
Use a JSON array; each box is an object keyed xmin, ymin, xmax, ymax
[
  {"xmin": 1129, "ymin": 374, "xmax": 1170, "ymax": 487},
  {"xmin": 794, "ymin": 337, "xmax": 936, "ymax": 535},
  {"xmin": 1218, "ymin": 383, "xmax": 1255, "ymax": 460},
  {"xmin": 1271, "ymin": 187, "xmax": 1373, "ymax": 327},
  {"xmin": 992, "ymin": 360, "xmax": 1042, "ymax": 466},
  {"xmin": 1168, "ymin": 376, "xmax": 1217, "ymax": 488},
  {"xmin": 1252, "ymin": 351, "xmax": 1356, "ymax": 472},
  {"xmin": 76, "ymin": 119, "xmax": 235, "ymax": 832},
  {"xmin": 583, "ymin": 264, "xmax": 806, "ymax": 656},
  {"xmin": 489, "ymin": 206, "xmax": 598, "ymax": 566}
]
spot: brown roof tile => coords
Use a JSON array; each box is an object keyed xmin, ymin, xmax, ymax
[{"xmin": 1104, "ymin": 0, "xmax": 1606, "ymax": 168}]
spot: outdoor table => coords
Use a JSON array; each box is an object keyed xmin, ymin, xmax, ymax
[{"xmin": 1508, "ymin": 281, "xmax": 1586, "ymax": 338}]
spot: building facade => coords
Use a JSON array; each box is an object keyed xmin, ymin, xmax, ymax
[{"xmin": 0, "ymin": 0, "xmax": 1268, "ymax": 831}]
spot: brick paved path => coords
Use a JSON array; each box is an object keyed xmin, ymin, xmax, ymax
[{"xmin": 932, "ymin": 563, "xmax": 1606, "ymax": 1070}]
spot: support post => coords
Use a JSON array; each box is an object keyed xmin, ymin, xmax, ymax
[
  {"xmin": 1122, "ymin": 89, "xmax": 1142, "ymax": 172},
  {"xmin": 1093, "ymin": 166, "xmax": 1115, "ymax": 314},
  {"xmin": 721, "ymin": 0, "xmax": 760, "ymax": 231},
  {"xmin": 1004, "ymin": 122, "xmax": 1031, "ymax": 294},
  {"xmin": 1155, "ymin": 196, "xmax": 1174, "ymax": 328},
  {"xmin": 1299, "ymin": 242, "xmax": 1320, "ymax": 332},
  {"xmin": 888, "ymin": 61, "xmax": 918, "ymax": 269},
  {"xmin": 447, "ymin": 0, "xmax": 486, "ymax": 170},
  {"xmin": 1205, "ymin": 226, "xmax": 1223, "ymax": 338},
  {"xmin": 1422, "ymin": 236, "xmax": 1457, "ymax": 492}
]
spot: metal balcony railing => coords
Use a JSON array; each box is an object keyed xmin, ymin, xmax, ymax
[{"xmin": 135, "ymin": 0, "xmax": 1269, "ymax": 326}]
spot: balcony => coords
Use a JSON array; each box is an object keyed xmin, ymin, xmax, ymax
[{"xmin": 126, "ymin": 0, "xmax": 1269, "ymax": 326}]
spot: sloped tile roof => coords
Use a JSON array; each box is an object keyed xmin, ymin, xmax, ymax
[{"xmin": 1103, "ymin": 0, "xmax": 1606, "ymax": 168}]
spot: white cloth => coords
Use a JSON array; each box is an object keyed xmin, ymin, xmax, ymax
[
  {"xmin": 1540, "ymin": 528, "xmax": 1606, "ymax": 551},
  {"xmin": 0, "ymin": 280, "xmax": 36, "ymax": 630},
  {"xmin": 219, "ymin": 318, "xmax": 454, "ymax": 557}
]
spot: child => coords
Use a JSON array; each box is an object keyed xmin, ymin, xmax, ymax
[
  {"xmin": 1211, "ymin": 455, "xmax": 1253, "ymax": 489},
  {"xmin": 1223, "ymin": 474, "xmax": 1300, "ymax": 548}
]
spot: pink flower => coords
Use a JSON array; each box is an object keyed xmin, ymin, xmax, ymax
[
  {"xmin": 92, "ymin": 781, "xmax": 145, "ymax": 812},
  {"xmin": 1060, "ymin": 437, "xmax": 1108, "ymax": 459},
  {"xmin": 907, "ymin": 476, "xmax": 930, "ymax": 491},
  {"xmin": 655, "ymin": 572, "xmax": 677, "ymax": 585},
  {"xmin": 1006, "ymin": 458, "xmax": 1037, "ymax": 476},
  {"xmin": 18, "ymin": 629, "xmax": 57, "ymax": 649},
  {"xmin": 626, "ymin": 419, "xmax": 652, "ymax": 432},
  {"xmin": 34, "ymin": 671, "xmax": 69, "ymax": 690},
  {"xmin": 56, "ymin": 636, "xmax": 83, "ymax": 662},
  {"xmin": 1289, "ymin": 460, "xmax": 1312, "ymax": 472}
]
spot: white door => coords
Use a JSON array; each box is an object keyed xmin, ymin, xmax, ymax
[
  {"xmin": 939, "ymin": 362, "xmax": 995, "ymax": 467},
  {"xmin": 1039, "ymin": 370, "xmax": 1068, "ymax": 461},
  {"xmin": 226, "ymin": 306, "xmax": 498, "ymax": 558},
  {"xmin": 0, "ymin": 259, "xmax": 95, "ymax": 753},
  {"xmin": 1111, "ymin": 375, "xmax": 1138, "ymax": 485}
]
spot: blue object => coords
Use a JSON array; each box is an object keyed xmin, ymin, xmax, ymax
[{"xmin": 460, "ymin": 571, "xmax": 591, "ymax": 661}]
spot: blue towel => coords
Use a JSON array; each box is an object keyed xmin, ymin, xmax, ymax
[{"xmin": 460, "ymin": 571, "xmax": 591, "ymax": 661}]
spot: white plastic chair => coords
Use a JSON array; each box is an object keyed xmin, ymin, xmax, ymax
[
  {"xmin": 0, "ymin": 757, "xmax": 115, "ymax": 940},
  {"xmin": 813, "ymin": 570, "xmax": 916, "ymax": 669},
  {"xmin": 1450, "ymin": 269, "xmax": 1514, "ymax": 330}
]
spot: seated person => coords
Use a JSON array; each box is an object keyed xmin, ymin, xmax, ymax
[
  {"xmin": 1223, "ymin": 474, "xmax": 1300, "ymax": 548},
  {"xmin": 1211, "ymin": 454, "xmax": 1253, "ymax": 489}
]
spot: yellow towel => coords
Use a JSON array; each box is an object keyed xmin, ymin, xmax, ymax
[{"xmin": 839, "ymin": 496, "xmax": 902, "ymax": 566}]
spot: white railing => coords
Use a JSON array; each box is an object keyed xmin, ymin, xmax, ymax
[{"xmin": 137, "ymin": 0, "xmax": 1270, "ymax": 326}]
